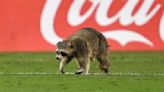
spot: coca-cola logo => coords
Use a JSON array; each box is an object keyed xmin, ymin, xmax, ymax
[{"xmin": 40, "ymin": 0, "xmax": 164, "ymax": 50}]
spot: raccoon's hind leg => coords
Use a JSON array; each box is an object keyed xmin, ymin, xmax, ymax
[{"xmin": 97, "ymin": 53, "xmax": 109, "ymax": 74}]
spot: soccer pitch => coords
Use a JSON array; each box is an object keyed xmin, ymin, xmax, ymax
[{"xmin": 0, "ymin": 52, "xmax": 164, "ymax": 92}]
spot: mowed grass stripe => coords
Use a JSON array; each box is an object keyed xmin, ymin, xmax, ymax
[{"xmin": 0, "ymin": 72, "xmax": 164, "ymax": 76}]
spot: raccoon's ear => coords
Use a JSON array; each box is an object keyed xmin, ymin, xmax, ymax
[{"xmin": 57, "ymin": 41, "xmax": 62, "ymax": 46}]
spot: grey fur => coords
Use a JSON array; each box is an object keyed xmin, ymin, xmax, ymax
[{"xmin": 56, "ymin": 28, "xmax": 110, "ymax": 75}]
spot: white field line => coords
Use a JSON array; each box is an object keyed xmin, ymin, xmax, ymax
[{"xmin": 0, "ymin": 72, "xmax": 164, "ymax": 76}]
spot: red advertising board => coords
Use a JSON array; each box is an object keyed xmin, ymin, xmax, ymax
[{"xmin": 0, "ymin": 0, "xmax": 164, "ymax": 52}]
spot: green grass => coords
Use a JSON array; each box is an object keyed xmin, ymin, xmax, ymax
[{"xmin": 0, "ymin": 52, "xmax": 164, "ymax": 92}]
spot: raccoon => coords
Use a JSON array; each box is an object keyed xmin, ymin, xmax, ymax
[{"xmin": 56, "ymin": 28, "xmax": 110, "ymax": 74}]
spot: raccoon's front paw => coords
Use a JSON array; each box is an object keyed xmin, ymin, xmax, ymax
[
  {"xmin": 75, "ymin": 69, "xmax": 84, "ymax": 74},
  {"xmin": 59, "ymin": 70, "xmax": 65, "ymax": 74},
  {"xmin": 75, "ymin": 71, "xmax": 83, "ymax": 74}
]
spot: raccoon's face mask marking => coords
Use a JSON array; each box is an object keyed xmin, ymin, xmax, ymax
[
  {"xmin": 56, "ymin": 51, "xmax": 68, "ymax": 57},
  {"xmin": 56, "ymin": 41, "xmax": 74, "ymax": 60}
]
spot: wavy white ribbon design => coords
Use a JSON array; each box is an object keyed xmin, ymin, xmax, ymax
[
  {"xmin": 103, "ymin": 30, "xmax": 153, "ymax": 46},
  {"xmin": 40, "ymin": 0, "xmax": 62, "ymax": 44},
  {"xmin": 40, "ymin": 0, "xmax": 164, "ymax": 47}
]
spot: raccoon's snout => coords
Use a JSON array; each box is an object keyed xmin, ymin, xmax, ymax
[
  {"xmin": 56, "ymin": 54, "xmax": 64, "ymax": 60},
  {"xmin": 56, "ymin": 56, "xmax": 61, "ymax": 60}
]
